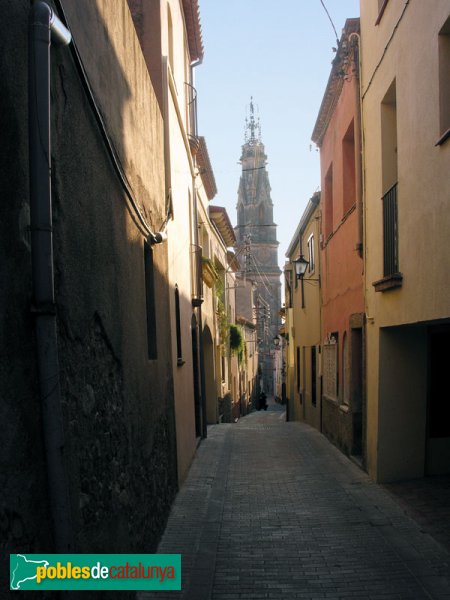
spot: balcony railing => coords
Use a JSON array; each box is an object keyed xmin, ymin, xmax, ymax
[
  {"xmin": 185, "ymin": 82, "xmax": 198, "ymax": 140},
  {"xmin": 382, "ymin": 182, "xmax": 398, "ymax": 277}
]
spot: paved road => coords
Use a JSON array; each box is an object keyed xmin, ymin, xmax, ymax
[{"xmin": 138, "ymin": 402, "xmax": 450, "ymax": 600}]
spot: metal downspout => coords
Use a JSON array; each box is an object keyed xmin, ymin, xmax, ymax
[
  {"xmin": 29, "ymin": 1, "xmax": 72, "ymax": 552},
  {"xmin": 349, "ymin": 32, "xmax": 364, "ymax": 259},
  {"xmin": 189, "ymin": 61, "xmax": 207, "ymax": 438},
  {"xmin": 192, "ymin": 177, "xmax": 207, "ymax": 438}
]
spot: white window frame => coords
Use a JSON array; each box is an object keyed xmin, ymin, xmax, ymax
[{"xmin": 307, "ymin": 233, "xmax": 315, "ymax": 274}]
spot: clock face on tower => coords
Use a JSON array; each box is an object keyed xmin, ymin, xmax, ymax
[
  {"xmin": 255, "ymin": 247, "xmax": 270, "ymax": 266},
  {"xmin": 254, "ymin": 246, "xmax": 277, "ymax": 268}
]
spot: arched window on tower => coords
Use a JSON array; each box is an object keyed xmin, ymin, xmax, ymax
[
  {"xmin": 238, "ymin": 203, "xmax": 245, "ymax": 226},
  {"xmin": 259, "ymin": 202, "xmax": 265, "ymax": 224}
]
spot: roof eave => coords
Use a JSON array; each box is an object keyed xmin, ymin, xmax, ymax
[
  {"xmin": 209, "ymin": 206, "xmax": 236, "ymax": 248},
  {"xmin": 311, "ymin": 18, "xmax": 360, "ymax": 145},
  {"xmin": 182, "ymin": 0, "xmax": 204, "ymax": 63},
  {"xmin": 285, "ymin": 192, "xmax": 320, "ymax": 258},
  {"xmin": 197, "ymin": 137, "xmax": 217, "ymax": 200}
]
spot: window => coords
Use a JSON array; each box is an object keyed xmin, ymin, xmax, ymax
[
  {"xmin": 175, "ymin": 285, "xmax": 183, "ymax": 365},
  {"xmin": 342, "ymin": 119, "xmax": 356, "ymax": 214},
  {"xmin": 144, "ymin": 242, "xmax": 157, "ymax": 360},
  {"xmin": 202, "ymin": 227, "xmax": 210, "ymax": 259},
  {"xmin": 258, "ymin": 203, "xmax": 265, "ymax": 223},
  {"xmin": 296, "ymin": 346, "xmax": 301, "ymax": 393},
  {"xmin": 381, "ymin": 80, "xmax": 397, "ymax": 192},
  {"xmin": 238, "ymin": 203, "xmax": 245, "ymax": 226},
  {"xmin": 285, "ymin": 268, "xmax": 293, "ymax": 308},
  {"xmin": 382, "ymin": 183, "xmax": 398, "ymax": 276},
  {"xmin": 381, "ymin": 81, "xmax": 400, "ymax": 278},
  {"xmin": 324, "ymin": 164, "xmax": 334, "ymax": 240},
  {"xmin": 438, "ymin": 16, "xmax": 450, "ymax": 144},
  {"xmin": 307, "ymin": 234, "xmax": 315, "ymax": 274}
]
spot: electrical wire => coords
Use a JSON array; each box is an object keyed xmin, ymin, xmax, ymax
[
  {"xmin": 242, "ymin": 165, "xmax": 267, "ymax": 172},
  {"xmin": 248, "ymin": 255, "xmax": 275, "ymax": 301},
  {"xmin": 235, "ymin": 223, "xmax": 276, "ymax": 228},
  {"xmin": 362, "ymin": 0, "xmax": 410, "ymax": 101},
  {"xmin": 252, "ymin": 258, "xmax": 277, "ymax": 295},
  {"xmin": 319, "ymin": 0, "xmax": 339, "ymax": 45},
  {"xmin": 53, "ymin": 0, "xmax": 164, "ymax": 242}
]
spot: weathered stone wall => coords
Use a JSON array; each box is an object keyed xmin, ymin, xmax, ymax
[{"xmin": 0, "ymin": 1, "xmax": 177, "ymax": 593}]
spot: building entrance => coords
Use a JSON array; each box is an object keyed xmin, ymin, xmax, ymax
[{"xmin": 426, "ymin": 326, "xmax": 450, "ymax": 475}]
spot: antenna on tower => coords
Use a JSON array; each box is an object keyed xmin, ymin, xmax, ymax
[{"xmin": 244, "ymin": 96, "xmax": 262, "ymax": 145}]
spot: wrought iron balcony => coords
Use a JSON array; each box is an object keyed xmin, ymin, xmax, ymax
[
  {"xmin": 185, "ymin": 82, "xmax": 199, "ymax": 154},
  {"xmin": 382, "ymin": 182, "xmax": 398, "ymax": 277},
  {"xmin": 373, "ymin": 181, "xmax": 403, "ymax": 292}
]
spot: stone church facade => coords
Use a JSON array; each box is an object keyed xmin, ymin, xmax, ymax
[{"xmin": 234, "ymin": 100, "xmax": 281, "ymax": 394}]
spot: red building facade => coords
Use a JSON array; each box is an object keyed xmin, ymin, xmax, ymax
[{"xmin": 312, "ymin": 19, "xmax": 365, "ymax": 462}]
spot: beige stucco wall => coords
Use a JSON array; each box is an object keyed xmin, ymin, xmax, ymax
[
  {"xmin": 197, "ymin": 200, "xmax": 233, "ymax": 424},
  {"xmin": 236, "ymin": 279, "xmax": 259, "ymax": 409},
  {"xmin": 286, "ymin": 207, "xmax": 322, "ymax": 430},
  {"xmin": 65, "ymin": 0, "xmax": 166, "ymax": 228},
  {"xmin": 361, "ymin": 0, "xmax": 450, "ymax": 481},
  {"xmin": 163, "ymin": 0, "xmax": 198, "ymax": 484},
  {"xmin": 285, "ymin": 307, "xmax": 296, "ymax": 415}
]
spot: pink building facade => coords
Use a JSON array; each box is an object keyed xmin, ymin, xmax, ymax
[{"xmin": 312, "ymin": 19, "xmax": 365, "ymax": 462}]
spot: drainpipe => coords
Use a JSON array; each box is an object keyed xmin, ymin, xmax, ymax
[
  {"xmin": 193, "ymin": 182, "xmax": 207, "ymax": 438},
  {"xmin": 349, "ymin": 32, "xmax": 364, "ymax": 259},
  {"xmin": 29, "ymin": 1, "xmax": 72, "ymax": 552},
  {"xmin": 349, "ymin": 30, "xmax": 367, "ymax": 469},
  {"xmin": 189, "ymin": 61, "xmax": 208, "ymax": 438}
]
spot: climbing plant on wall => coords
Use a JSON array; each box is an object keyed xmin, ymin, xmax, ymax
[
  {"xmin": 229, "ymin": 324, "xmax": 247, "ymax": 366},
  {"xmin": 215, "ymin": 276, "xmax": 229, "ymax": 350}
]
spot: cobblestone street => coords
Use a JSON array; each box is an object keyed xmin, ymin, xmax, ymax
[{"xmin": 138, "ymin": 400, "xmax": 450, "ymax": 600}]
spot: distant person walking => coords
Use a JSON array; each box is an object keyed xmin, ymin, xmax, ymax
[{"xmin": 259, "ymin": 391, "xmax": 268, "ymax": 411}]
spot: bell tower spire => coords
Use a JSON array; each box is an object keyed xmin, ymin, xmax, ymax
[
  {"xmin": 235, "ymin": 99, "xmax": 281, "ymax": 394},
  {"xmin": 245, "ymin": 96, "xmax": 262, "ymax": 145}
]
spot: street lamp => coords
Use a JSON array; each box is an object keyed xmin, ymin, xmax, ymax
[{"xmin": 293, "ymin": 254, "xmax": 309, "ymax": 279}]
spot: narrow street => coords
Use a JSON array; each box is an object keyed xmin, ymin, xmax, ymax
[{"xmin": 139, "ymin": 400, "xmax": 450, "ymax": 600}]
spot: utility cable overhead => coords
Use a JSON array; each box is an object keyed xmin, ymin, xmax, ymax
[
  {"xmin": 319, "ymin": 0, "xmax": 339, "ymax": 46},
  {"xmin": 249, "ymin": 255, "xmax": 274, "ymax": 300},
  {"xmin": 251, "ymin": 254, "xmax": 276, "ymax": 294}
]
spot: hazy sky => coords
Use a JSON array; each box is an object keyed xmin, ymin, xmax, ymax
[{"xmin": 196, "ymin": 0, "xmax": 360, "ymax": 266}]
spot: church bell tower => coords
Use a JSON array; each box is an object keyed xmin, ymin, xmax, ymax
[{"xmin": 235, "ymin": 98, "xmax": 281, "ymax": 394}]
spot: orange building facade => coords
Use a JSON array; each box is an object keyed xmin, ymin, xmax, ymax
[{"xmin": 312, "ymin": 19, "xmax": 366, "ymax": 462}]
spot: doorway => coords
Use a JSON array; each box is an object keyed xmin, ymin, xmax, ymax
[
  {"xmin": 351, "ymin": 327, "xmax": 363, "ymax": 459},
  {"xmin": 427, "ymin": 326, "xmax": 450, "ymax": 475},
  {"xmin": 191, "ymin": 315, "xmax": 202, "ymax": 438},
  {"xmin": 202, "ymin": 326, "xmax": 217, "ymax": 424}
]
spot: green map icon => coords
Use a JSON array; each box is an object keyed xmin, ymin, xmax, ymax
[{"xmin": 10, "ymin": 554, "xmax": 49, "ymax": 590}]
